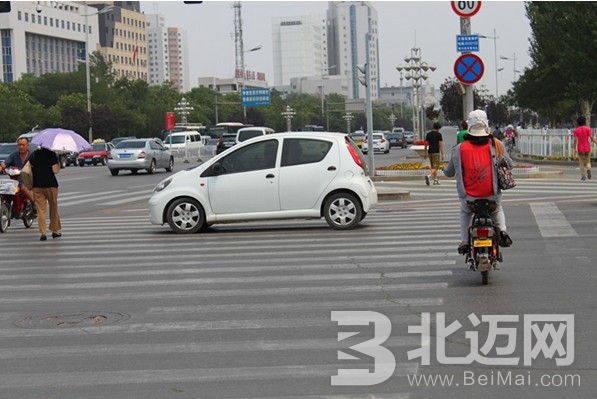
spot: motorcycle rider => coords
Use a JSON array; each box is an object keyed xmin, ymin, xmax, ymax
[
  {"xmin": 0, "ymin": 137, "xmax": 37, "ymax": 214},
  {"xmin": 444, "ymin": 110, "xmax": 513, "ymax": 254}
]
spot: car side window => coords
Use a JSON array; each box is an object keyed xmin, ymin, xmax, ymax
[
  {"xmin": 220, "ymin": 139, "xmax": 279, "ymax": 174},
  {"xmin": 281, "ymin": 138, "xmax": 332, "ymax": 167},
  {"xmin": 150, "ymin": 141, "xmax": 159, "ymax": 150}
]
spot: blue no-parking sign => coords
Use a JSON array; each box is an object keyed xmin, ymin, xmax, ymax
[{"xmin": 454, "ymin": 53, "xmax": 484, "ymax": 84}]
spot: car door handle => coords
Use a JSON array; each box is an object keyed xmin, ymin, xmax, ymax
[
  {"xmin": 266, "ymin": 174, "xmax": 275, "ymax": 179},
  {"xmin": 327, "ymin": 166, "xmax": 337, "ymax": 171}
]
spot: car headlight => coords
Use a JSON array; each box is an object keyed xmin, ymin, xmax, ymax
[{"xmin": 154, "ymin": 178, "xmax": 172, "ymax": 193}]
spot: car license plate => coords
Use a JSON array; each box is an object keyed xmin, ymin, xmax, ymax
[
  {"xmin": 473, "ymin": 239, "xmax": 492, "ymax": 247},
  {"xmin": 120, "ymin": 154, "xmax": 132, "ymax": 159}
]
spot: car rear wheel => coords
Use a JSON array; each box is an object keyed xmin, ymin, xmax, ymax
[
  {"xmin": 165, "ymin": 157, "xmax": 174, "ymax": 172},
  {"xmin": 78, "ymin": 161, "xmax": 85, "ymax": 167},
  {"xmin": 146, "ymin": 159, "xmax": 156, "ymax": 174},
  {"xmin": 110, "ymin": 169, "xmax": 119, "ymax": 176},
  {"xmin": 323, "ymin": 192, "xmax": 362, "ymax": 230},
  {"xmin": 166, "ymin": 197, "xmax": 206, "ymax": 234}
]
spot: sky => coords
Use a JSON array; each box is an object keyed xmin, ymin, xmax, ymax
[{"xmin": 141, "ymin": 1, "xmax": 533, "ymax": 97}]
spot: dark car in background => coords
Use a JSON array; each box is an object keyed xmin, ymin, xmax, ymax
[
  {"xmin": 403, "ymin": 131, "xmax": 415, "ymax": 144},
  {"xmin": 216, "ymin": 134, "xmax": 237, "ymax": 155},
  {"xmin": 386, "ymin": 132, "xmax": 407, "ymax": 148}
]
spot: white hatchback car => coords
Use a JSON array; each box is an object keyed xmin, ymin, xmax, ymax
[
  {"xmin": 361, "ymin": 132, "xmax": 390, "ymax": 154},
  {"xmin": 149, "ymin": 132, "xmax": 378, "ymax": 233}
]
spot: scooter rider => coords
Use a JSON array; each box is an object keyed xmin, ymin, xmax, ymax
[
  {"xmin": 444, "ymin": 110, "xmax": 513, "ymax": 254},
  {"xmin": 0, "ymin": 137, "xmax": 37, "ymax": 214}
]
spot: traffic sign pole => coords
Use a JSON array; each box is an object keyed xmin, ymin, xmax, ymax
[{"xmin": 461, "ymin": 16, "xmax": 474, "ymax": 119}]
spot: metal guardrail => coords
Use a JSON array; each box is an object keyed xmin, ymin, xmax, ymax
[
  {"xmin": 517, "ymin": 128, "xmax": 597, "ymax": 158},
  {"xmin": 166, "ymin": 144, "xmax": 201, "ymax": 163}
]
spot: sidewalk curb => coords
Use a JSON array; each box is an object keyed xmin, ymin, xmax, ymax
[{"xmin": 373, "ymin": 170, "xmax": 564, "ymax": 201}]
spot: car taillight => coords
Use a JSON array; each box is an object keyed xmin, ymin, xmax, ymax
[
  {"xmin": 346, "ymin": 141, "xmax": 365, "ymax": 170},
  {"xmin": 138, "ymin": 151, "xmax": 146, "ymax": 159},
  {"xmin": 380, "ymin": 138, "xmax": 386, "ymax": 143}
]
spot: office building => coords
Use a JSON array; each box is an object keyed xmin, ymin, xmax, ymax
[
  {"xmin": 146, "ymin": 13, "xmax": 190, "ymax": 92},
  {"xmin": 0, "ymin": 1, "xmax": 99, "ymax": 82},
  {"xmin": 327, "ymin": 1, "xmax": 379, "ymax": 101},
  {"xmin": 271, "ymin": 14, "xmax": 328, "ymax": 87}
]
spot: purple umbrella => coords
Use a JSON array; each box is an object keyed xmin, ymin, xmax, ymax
[{"xmin": 30, "ymin": 128, "xmax": 90, "ymax": 153}]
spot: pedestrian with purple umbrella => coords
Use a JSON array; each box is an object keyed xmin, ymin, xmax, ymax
[{"xmin": 30, "ymin": 128, "xmax": 89, "ymax": 241}]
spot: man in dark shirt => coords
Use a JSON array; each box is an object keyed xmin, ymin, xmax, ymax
[
  {"xmin": 30, "ymin": 147, "xmax": 62, "ymax": 241},
  {"xmin": 0, "ymin": 137, "xmax": 36, "ymax": 208},
  {"xmin": 423, "ymin": 122, "xmax": 444, "ymax": 185}
]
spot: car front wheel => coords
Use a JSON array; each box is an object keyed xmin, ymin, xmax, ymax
[
  {"xmin": 323, "ymin": 192, "xmax": 363, "ymax": 230},
  {"xmin": 166, "ymin": 197, "xmax": 206, "ymax": 234}
]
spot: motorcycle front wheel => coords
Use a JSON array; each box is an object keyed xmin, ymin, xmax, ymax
[
  {"xmin": 22, "ymin": 214, "xmax": 34, "ymax": 228},
  {"xmin": 0, "ymin": 202, "xmax": 10, "ymax": 233}
]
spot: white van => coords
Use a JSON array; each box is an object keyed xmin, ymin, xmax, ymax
[
  {"xmin": 235, "ymin": 127, "xmax": 275, "ymax": 144},
  {"xmin": 163, "ymin": 131, "xmax": 204, "ymax": 158}
]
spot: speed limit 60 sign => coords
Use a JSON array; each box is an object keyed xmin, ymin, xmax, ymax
[{"xmin": 451, "ymin": 1, "xmax": 482, "ymax": 18}]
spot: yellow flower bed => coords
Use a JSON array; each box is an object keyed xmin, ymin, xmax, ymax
[{"xmin": 377, "ymin": 163, "xmax": 448, "ymax": 170}]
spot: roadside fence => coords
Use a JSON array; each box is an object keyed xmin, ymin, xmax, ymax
[{"xmin": 517, "ymin": 128, "xmax": 597, "ymax": 158}]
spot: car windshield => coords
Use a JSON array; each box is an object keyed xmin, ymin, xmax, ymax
[
  {"xmin": 115, "ymin": 140, "xmax": 146, "ymax": 149},
  {"xmin": 90, "ymin": 143, "xmax": 106, "ymax": 151},
  {"xmin": 207, "ymin": 139, "xmax": 218, "ymax": 146},
  {"xmin": 0, "ymin": 143, "xmax": 18, "ymax": 153},
  {"xmin": 165, "ymin": 136, "xmax": 185, "ymax": 144}
]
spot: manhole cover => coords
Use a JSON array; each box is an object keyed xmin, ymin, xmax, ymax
[{"xmin": 13, "ymin": 311, "xmax": 129, "ymax": 329}]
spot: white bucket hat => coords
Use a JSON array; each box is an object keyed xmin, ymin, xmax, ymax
[{"xmin": 467, "ymin": 109, "xmax": 490, "ymax": 137}]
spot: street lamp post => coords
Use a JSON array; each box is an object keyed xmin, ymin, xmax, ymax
[
  {"xmin": 388, "ymin": 113, "xmax": 397, "ymax": 130},
  {"xmin": 397, "ymin": 47, "xmax": 436, "ymax": 140},
  {"xmin": 320, "ymin": 65, "xmax": 336, "ymax": 116},
  {"xmin": 500, "ymin": 53, "xmax": 518, "ymax": 84},
  {"xmin": 281, "ymin": 105, "xmax": 295, "ymax": 132},
  {"xmin": 478, "ymin": 29, "xmax": 499, "ymax": 97},
  {"xmin": 174, "ymin": 97, "xmax": 194, "ymax": 125},
  {"xmin": 240, "ymin": 45, "xmax": 262, "ymax": 120},
  {"xmin": 83, "ymin": 5, "xmax": 114, "ymax": 144}
]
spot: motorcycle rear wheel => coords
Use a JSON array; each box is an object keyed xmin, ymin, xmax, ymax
[
  {"xmin": 481, "ymin": 271, "xmax": 489, "ymax": 285},
  {"xmin": 0, "ymin": 202, "xmax": 10, "ymax": 233}
]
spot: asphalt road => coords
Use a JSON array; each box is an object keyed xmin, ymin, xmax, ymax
[{"xmin": 0, "ymin": 155, "xmax": 595, "ymax": 398}]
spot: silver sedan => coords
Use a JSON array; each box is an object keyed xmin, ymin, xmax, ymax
[{"xmin": 107, "ymin": 138, "xmax": 174, "ymax": 176}]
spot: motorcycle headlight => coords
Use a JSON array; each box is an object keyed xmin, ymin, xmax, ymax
[{"xmin": 153, "ymin": 178, "xmax": 172, "ymax": 193}]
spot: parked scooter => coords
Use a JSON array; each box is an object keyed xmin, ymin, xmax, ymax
[
  {"xmin": 464, "ymin": 199, "xmax": 502, "ymax": 285},
  {"xmin": 0, "ymin": 168, "xmax": 36, "ymax": 233}
]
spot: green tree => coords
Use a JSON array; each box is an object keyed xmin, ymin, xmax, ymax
[{"xmin": 521, "ymin": 2, "xmax": 597, "ymax": 123}]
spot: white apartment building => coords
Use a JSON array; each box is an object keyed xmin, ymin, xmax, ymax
[
  {"xmin": 327, "ymin": 1, "xmax": 379, "ymax": 101},
  {"xmin": 146, "ymin": 13, "xmax": 190, "ymax": 92},
  {"xmin": 0, "ymin": 1, "xmax": 100, "ymax": 82},
  {"xmin": 271, "ymin": 14, "xmax": 328, "ymax": 87}
]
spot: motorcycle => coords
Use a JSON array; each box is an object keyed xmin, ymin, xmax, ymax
[
  {"xmin": 464, "ymin": 199, "xmax": 502, "ymax": 285},
  {"xmin": 0, "ymin": 167, "xmax": 36, "ymax": 233}
]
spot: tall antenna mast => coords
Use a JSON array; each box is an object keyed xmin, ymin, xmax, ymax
[{"xmin": 233, "ymin": 2, "xmax": 244, "ymax": 78}]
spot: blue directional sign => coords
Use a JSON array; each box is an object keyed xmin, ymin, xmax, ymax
[
  {"xmin": 241, "ymin": 88, "xmax": 271, "ymax": 107},
  {"xmin": 454, "ymin": 53, "xmax": 484, "ymax": 84},
  {"xmin": 457, "ymin": 34, "xmax": 479, "ymax": 52}
]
